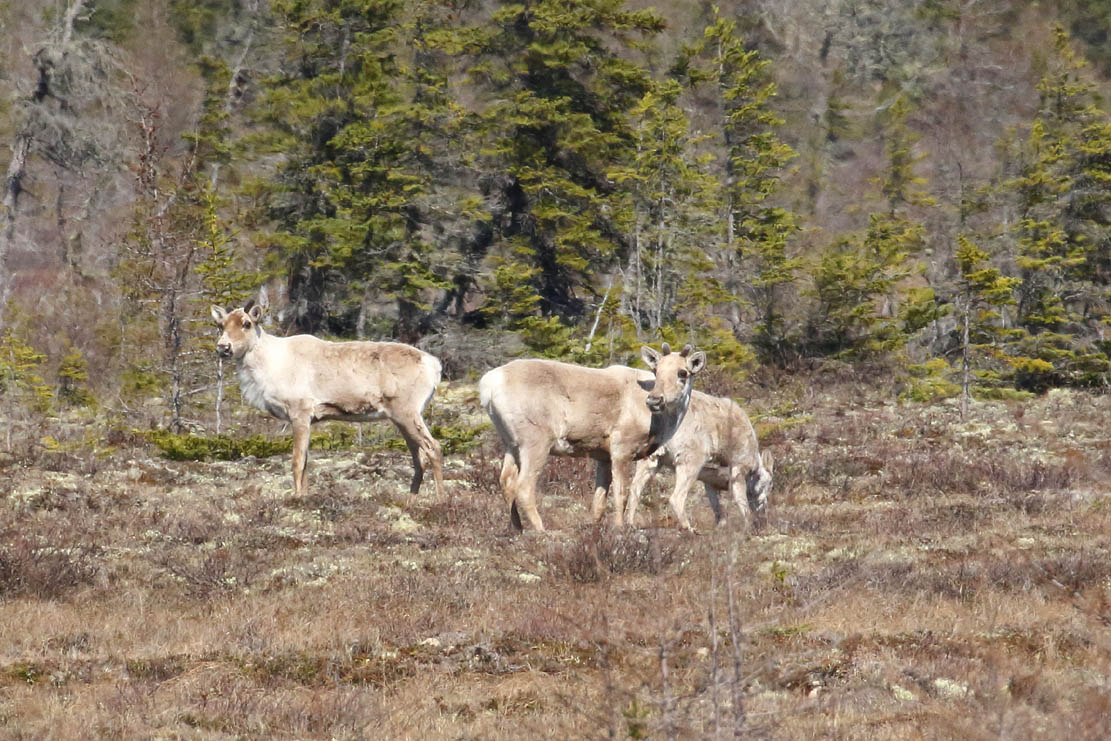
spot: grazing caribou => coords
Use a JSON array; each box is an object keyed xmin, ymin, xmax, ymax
[
  {"xmin": 479, "ymin": 343, "xmax": 706, "ymax": 531},
  {"xmin": 626, "ymin": 390, "xmax": 772, "ymax": 531},
  {"xmin": 211, "ymin": 301, "xmax": 444, "ymax": 501}
]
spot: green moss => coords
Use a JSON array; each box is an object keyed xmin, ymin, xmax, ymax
[
  {"xmin": 379, "ymin": 422, "xmax": 490, "ymax": 455},
  {"xmin": 147, "ymin": 426, "xmax": 366, "ymax": 461},
  {"xmin": 972, "ymin": 386, "xmax": 1035, "ymax": 401},
  {"xmin": 120, "ymin": 367, "xmax": 164, "ymax": 397},
  {"xmin": 901, "ymin": 358, "xmax": 961, "ymax": 402},
  {"xmin": 762, "ymin": 623, "xmax": 814, "ymax": 639},
  {"xmin": 5, "ymin": 661, "xmax": 44, "ymax": 685},
  {"xmin": 431, "ymin": 422, "xmax": 491, "ymax": 455},
  {"xmin": 148, "ymin": 431, "xmax": 290, "ymax": 461}
]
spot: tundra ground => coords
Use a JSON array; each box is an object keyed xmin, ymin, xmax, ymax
[{"xmin": 1, "ymin": 370, "xmax": 1110, "ymax": 738}]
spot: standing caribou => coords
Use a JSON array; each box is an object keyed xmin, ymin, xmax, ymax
[
  {"xmin": 625, "ymin": 390, "xmax": 773, "ymax": 531},
  {"xmin": 211, "ymin": 300, "xmax": 444, "ymax": 501},
  {"xmin": 479, "ymin": 343, "xmax": 706, "ymax": 531}
]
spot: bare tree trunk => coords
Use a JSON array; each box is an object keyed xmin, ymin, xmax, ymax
[
  {"xmin": 635, "ymin": 208, "xmax": 644, "ymax": 335},
  {"xmin": 961, "ymin": 293, "xmax": 971, "ymax": 421},
  {"xmin": 584, "ymin": 277, "xmax": 612, "ymax": 353},
  {"xmin": 0, "ymin": 134, "xmax": 32, "ymax": 324},
  {"xmin": 58, "ymin": 0, "xmax": 87, "ymax": 45},
  {"xmin": 168, "ymin": 286, "xmax": 184, "ymax": 433},
  {"xmin": 1, "ymin": 0, "xmax": 88, "ymax": 324},
  {"xmin": 709, "ymin": 542, "xmax": 723, "ymax": 741},
  {"xmin": 357, "ymin": 284, "xmax": 370, "ymax": 340},
  {"xmin": 726, "ymin": 551, "xmax": 746, "ymax": 736},
  {"xmin": 210, "ymin": 0, "xmax": 260, "ymax": 190},
  {"xmin": 654, "ymin": 205, "xmax": 666, "ymax": 330},
  {"xmin": 215, "ymin": 357, "xmax": 224, "ymax": 434},
  {"xmin": 660, "ymin": 636, "xmax": 676, "ymax": 740}
]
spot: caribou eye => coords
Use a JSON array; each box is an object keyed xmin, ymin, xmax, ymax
[
  {"xmin": 243, "ymin": 320, "xmax": 252, "ymax": 330},
  {"xmin": 678, "ymin": 369, "xmax": 689, "ymax": 380}
]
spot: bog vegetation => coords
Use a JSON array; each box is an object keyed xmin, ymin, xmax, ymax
[{"xmin": 2, "ymin": 0, "xmax": 1111, "ymax": 736}]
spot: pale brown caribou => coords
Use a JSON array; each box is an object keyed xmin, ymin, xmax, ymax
[
  {"xmin": 625, "ymin": 389, "xmax": 773, "ymax": 530},
  {"xmin": 211, "ymin": 301, "xmax": 444, "ymax": 501},
  {"xmin": 479, "ymin": 343, "xmax": 706, "ymax": 531}
]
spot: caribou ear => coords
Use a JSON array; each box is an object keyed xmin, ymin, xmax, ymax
[
  {"xmin": 211, "ymin": 305, "xmax": 228, "ymax": 325},
  {"xmin": 247, "ymin": 304, "xmax": 264, "ymax": 324},
  {"xmin": 687, "ymin": 350, "xmax": 707, "ymax": 375},
  {"xmin": 762, "ymin": 450, "xmax": 774, "ymax": 476},
  {"xmin": 641, "ymin": 345, "xmax": 661, "ymax": 370}
]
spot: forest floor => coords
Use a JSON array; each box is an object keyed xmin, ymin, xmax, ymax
[{"xmin": 1, "ymin": 368, "xmax": 1110, "ymax": 739}]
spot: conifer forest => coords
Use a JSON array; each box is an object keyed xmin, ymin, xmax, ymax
[{"xmin": 3, "ymin": 1, "xmax": 1111, "ymax": 737}]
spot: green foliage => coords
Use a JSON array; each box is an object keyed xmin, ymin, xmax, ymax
[
  {"xmin": 874, "ymin": 94, "xmax": 936, "ymax": 214},
  {"xmin": 149, "ymin": 430, "xmax": 290, "ymax": 461},
  {"xmin": 953, "ymin": 234, "xmax": 1023, "ymax": 391},
  {"xmin": 623, "ymin": 698, "xmax": 650, "ymax": 739},
  {"xmin": 428, "ymin": 423, "xmax": 490, "ymax": 456},
  {"xmin": 256, "ymin": 0, "xmax": 459, "ymax": 338},
  {"xmin": 194, "ymin": 186, "xmax": 258, "ymax": 311},
  {"xmin": 681, "ymin": 8, "xmax": 801, "ymax": 355},
  {"xmin": 993, "ymin": 26, "xmax": 1111, "ymax": 389},
  {"xmin": 609, "ymin": 78, "xmax": 725, "ymax": 334},
  {"xmin": 901, "ymin": 358, "xmax": 961, "ymax": 402},
  {"xmin": 805, "ymin": 91, "xmax": 934, "ymax": 361},
  {"xmin": 807, "ymin": 213, "xmax": 924, "ymax": 358},
  {"xmin": 120, "ymin": 367, "xmax": 164, "ymax": 399},
  {"xmin": 56, "ymin": 343, "xmax": 95, "ymax": 409},
  {"xmin": 461, "ymin": 0, "xmax": 665, "ymax": 323},
  {"xmin": 149, "ymin": 426, "xmax": 360, "ymax": 462},
  {"xmin": 77, "ymin": 0, "xmax": 139, "ymax": 42},
  {"xmin": 168, "ymin": 0, "xmax": 233, "ymax": 53},
  {"xmin": 972, "ymin": 386, "xmax": 1036, "ymax": 402},
  {"xmin": 0, "ymin": 329, "xmax": 54, "ymax": 414}
]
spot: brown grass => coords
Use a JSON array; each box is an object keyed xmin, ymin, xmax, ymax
[{"xmin": 0, "ymin": 380, "xmax": 1109, "ymax": 737}]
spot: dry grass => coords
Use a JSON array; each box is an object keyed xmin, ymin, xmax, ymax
[{"xmin": 1, "ymin": 380, "xmax": 1110, "ymax": 738}]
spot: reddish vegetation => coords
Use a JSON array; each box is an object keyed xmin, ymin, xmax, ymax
[{"xmin": 1, "ymin": 373, "xmax": 1110, "ymax": 737}]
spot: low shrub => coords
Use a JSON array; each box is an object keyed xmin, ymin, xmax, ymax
[
  {"xmin": 0, "ymin": 535, "xmax": 101, "ymax": 599},
  {"xmin": 148, "ymin": 426, "xmax": 359, "ymax": 461}
]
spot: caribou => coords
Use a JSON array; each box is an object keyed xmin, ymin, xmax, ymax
[
  {"xmin": 479, "ymin": 343, "xmax": 706, "ymax": 531},
  {"xmin": 625, "ymin": 390, "xmax": 773, "ymax": 531},
  {"xmin": 211, "ymin": 300, "xmax": 444, "ymax": 501}
]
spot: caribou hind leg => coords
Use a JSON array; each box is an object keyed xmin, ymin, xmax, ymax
[
  {"xmin": 392, "ymin": 413, "xmax": 445, "ymax": 505},
  {"xmin": 512, "ymin": 442, "xmax": 549, "ymax": 532}
]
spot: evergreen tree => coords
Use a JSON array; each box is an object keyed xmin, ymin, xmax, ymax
[
  {"xmin": 806, "ymin": 93, "xmax": 932, "ymax": 358},
  {"xmin": 256, "ymin": 0, "xmax": 459, "ymax": 340},
  {"xmin": 997, "ymin": 26, "xmax": 1111, "ymax": 388},
  {"xmin": 457, "ymin": 0, "xmax": 665, "ymax": 345},
  {"xmin": 953, "ymin": 234, "xmax": 1021, "ymax": 414},
  {"xmin": 194, "ymin": 186, "xmax": 258, "ymax": 433},
  {"xmin": 609, "ymin": 80, "xmax": 721, "ymax": 333},
  {"xmin": 676, "ymin": 9, "xmax": 800, "ymax": 359},
  {"xmin": 0, "ymin": 328, "xmax": 54, "ymax": 418}
]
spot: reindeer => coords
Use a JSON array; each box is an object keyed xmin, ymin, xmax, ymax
[
  {"xmin": 211, "ymin": 300, "xmax": 444, "ymax": 501},
  {"xmin": 479, "ymin": 343, "xmax": 706, "ymax": 531},
  {"xmin": 625, "ymin": 390, "xmax": 772, "ymax": 531}
]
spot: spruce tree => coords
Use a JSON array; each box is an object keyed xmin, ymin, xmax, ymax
[
  {"xmin": 997, "ymin": 26, "xmax": 1111, "ymax": 389},
  {"xmin": 953, "ymin": 235, "xmax": 1021, "ymax": 415},
  {"xmin": 456, "ymin": 0, "xmax": 665, "ymax": 349},
  {"xmin": 676, "ymin": 8, "xmax": 800, "ymax": 359},
  {"xmin": 255, "ymin": 0, "xmax": 458, "ymax": 340},
  {"xmin": 807, "ymin": 94, "xmax": 932, "ymax": 358}
]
